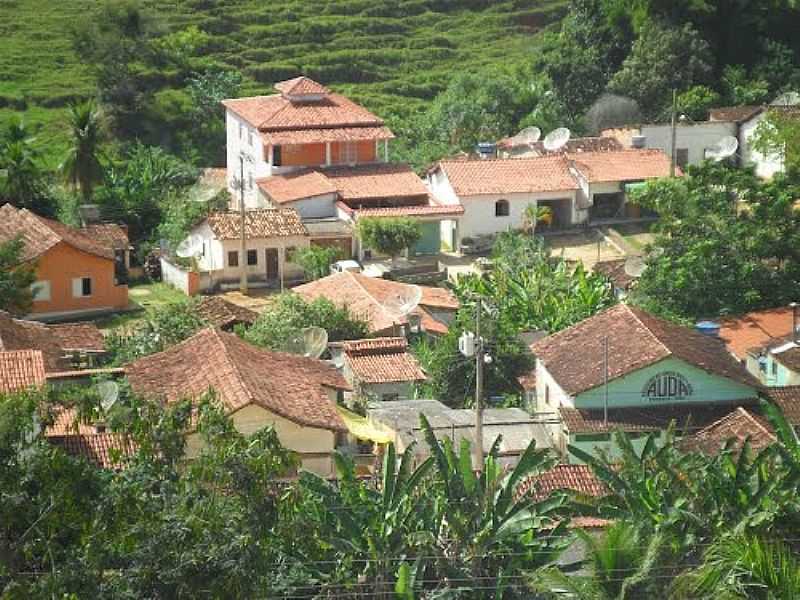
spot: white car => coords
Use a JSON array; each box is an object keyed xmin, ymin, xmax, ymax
[{"xmin": 330, "ymin": 259, "xmax": 362, "ymax": 274}]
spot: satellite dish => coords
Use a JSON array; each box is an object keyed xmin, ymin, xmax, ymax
[
  {"xmin": 302, "ymin": 326, "xmax": 329, "ymax": 359},
  {"xmin": 515, "ymin": 126, "xmax": 541, "ymax": 145},
  {"xmin": 771, "ymin": 91, "xmax": 800, "ymax": 106},
  {"xmin": 97, "ymin": 381, "xmax": 120, "ymax": 413},
  {"xmin": 623, "ymin": 256, "xmax": 646, "ymax": 278},
  {"xmin": 383, "ymin": 285, "xmax": 423, "ymax": 318},
  {"xmin": 708, "ymin": 136, "xmax": 739, "ymax": 161},
  {"xmin": 543, "ymin": 127, "xmax": 571, "ymax": 152},
  {"xmin": 175, "ymin": 234, "xmax": 203, "ymax": 258}
]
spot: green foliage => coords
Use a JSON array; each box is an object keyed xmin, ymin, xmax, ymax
[
  {"xmin": 676, "ymin": 85, "xmax": 720, "ymax": 121},
  {"xmin": 292, "ymin": 245, "xmax": 342, "ymax": 281},
  {"xmin": 242, "ymin": 293, "xmax": 369, "ymax": 352},
  {"xmin": 630, "ymin": 162, "xmax": 800, "ymax": 319},
  {"xmin": 608, "ymin": 21, "xmax": 713, "ymax": 119},
  {"xmin": 753, "ymin": 109, "xmax": 800, "ymax": 174},
  {"xmin": 356, "ymin": 217, "xmax": 421, "ymax": 260},
  {"xmin": 59, "ymin": 99, "xmax": 105, "ymax": 202},
  {"xmin": 0, "ymin": 236, "xmax": 37, "ymax": 316},
  {"xmin": 0, "ymin": 119, "xmax": 55, "ymax": 216},
  {"xmin": 104, "ymin": 298, "xmax": 207, "ymax": 364}
]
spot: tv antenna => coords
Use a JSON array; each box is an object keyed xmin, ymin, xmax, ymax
[
  {"xmin": 97, "ymin": 380, "xmax": 120, "ymax": 413},
  {"xmin": 708, "ymin": 136, "xmax": 739, "ymax": 161},
  {"xmin": 514, "ymin": 126, "xmax": 541, "ymax": 146},
  {"xmin": 287, "ymin": 326, "xmax": 329, "ymax": 358},
  {"xmin": 623, "ymin": 256, "xmax": 646, "ymax": 278},
  {"xmin": 543, "ymin": 127, "xmax": 571, "ymax": 152}
]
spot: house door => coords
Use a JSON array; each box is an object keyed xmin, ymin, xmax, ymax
[
  {"xmin": 411, "ymin": 221, "xmax": 440, "ymax": 256},
  {"xmin": 265, "ymin": 248, "xmax": 279, "ymax": 280}
]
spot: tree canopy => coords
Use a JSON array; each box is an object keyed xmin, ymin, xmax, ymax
[
  {"xmin": 0, "ymin": 236, "xmax": 37, "ymax": 316},
  {"xmin": 356, "ymin": 217, "xmax": 422, "ymax": 261}
]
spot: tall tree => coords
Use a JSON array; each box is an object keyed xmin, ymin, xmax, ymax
[
  {"xmin": 60, "ymin": 100, "xmax": 105, "ymax": 203},
  {"xmin": 0, "ymin": 119, "xmax": 53, "ymax": 216},
  {"xmin": 356, "ymin": 217, "xmax": 421, "ymax": 264},
  {"xmin": 0, "ymin": 237, "xmax": 36, "ymax": 316}
]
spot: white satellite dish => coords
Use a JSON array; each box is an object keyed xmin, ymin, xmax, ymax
[
  {"xmin": 708, "ymin": 136, "xmax": 739, "ymax": 161},
  {"xmin": 543, "ymin": 127, "xmax": 571, "ymax": 152},
  {"xmin": 623, "ymin": 256, "xmax": 646, "ymax": 278},
  {"xmin": 383, "ymin": 285, "xmax": 423, "ymax": 318},
  {"xmin": 175, "ymin": 234, "xmax": 203, "ymax": 258},
  {"xmin": 302, "ymin": 326, "xmax": 329, "ymax": 359},
  {"xmin": 515, "ymin": 126, "xmax": 541, "ymax": 145},
  {"xmin": 771, "ymin": 91, "xmax": 800, "ymax": 106},
  {"xmin": 97, "ymin": 381, "xmax": 120, "ymax": 413}
]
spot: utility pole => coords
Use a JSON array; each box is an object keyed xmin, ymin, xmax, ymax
[
  {"xmin": 669, "ymin": 88, "xmax": 678, "ymax": 177},
  {"xmin": 791, "ymin": 302, "xmax": 798, "ymax": 344},
  {"xmin": 239, "ymin": 154, "xmax": 248, "ymax": 294},
  {"xmin": 474, "ymin": 301, "xmax": 484, "ymax": 472}
]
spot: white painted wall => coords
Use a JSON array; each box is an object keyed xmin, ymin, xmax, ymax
[
  {"xmin": 226, "ymin": 109, "xmax": 271, "ymax": 209},
  {"xmin": 740, "ymin": 112, "xmax": 785, "ymax": 179},
  {"xmin": 641, "ymin": 122, "xmax": 736, "ymax": 166},
  {"xmin": 260, "ymin": 190, "xmax": 339, "ymax": 219},
  {"xmin": 456, "ymin": 192, "xmax": 576, "ymax": 240}
]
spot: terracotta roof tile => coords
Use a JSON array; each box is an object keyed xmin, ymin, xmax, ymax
[
  {"xmin": 206, "ymin": 209, "xmax": 307, "ymax": 240},
  {"xmin": 343, "ymin": 337, "xmax": 426, "ymax": 384},
  {"xmin": 48, "ymin": 433, "xmax": 136, "ymax": 469},
  {"xmin": 719, "ymin": 307, "xmax": 795, "ymax": 360},
  {"xmin": 679, "ymin": 407, "xmax": 775, "ymax": 455},
  {"xmin": 293, "ymin": 272, "xmax": 458, "ymax": 335},
  {"xmin": 773, "ymin": 344, "xmax": 800, "ymax": 373},
  {"xmin": 195, "ymin": 296, "xmax": 260, "ymax": 330},
  {"xmin": 323, "ymin": 163, "xmax": 429, "ymax": 203},
  {"xmin": 80, "ymin": 223, "xmax": 130, "ymax": 250},
  {"xmin": 438, "ymin": 155, "xmax": 579, "ymax": 196},
  {"xmin": 568, "ymin": 149, "xmax": 674, "ymax": 183},
  {"xmin": 352, "ymin": 204, "xmax": 464, "ymax": 218},
  {"xmin": 0, "ymin": 350, "xmax": 46, "ymax": 393},
  {"xmin": 258, "ymin": 170, "xmax": 338, "ymax": 204},
  {"xmin": 0, "ymin": 204, "xmax": 116, "ymax": 262},
  {"xmin": 766, "ymin": 386, "xmax": 800, "ymax": 424},
  {"xmin": 531, "ymin": 304, "xmax": 759, "ymax": 397},
  {"xmin": 126, "ymin": 328, "xmax": 349, "ymax": 431},
  {"xmin": 708, "ymin": 106, "xmax": 764, "ymax": 123},
  {"xmin": 592, "ymin": 259, "xmax": 637, "ymax": 291},
  {"xmin": 274, "ymin": 76, "xmax": 331, "ymax": 97},
  {"xmin": 560, "ymin": 400, "xmax": 759, "ymax": 434},
  {"xmin": 498, "ymin": 135, "xmax": 623, "ymax": 154},
  {"xmin": 519, "ymin": 464, "xmax": 607, "ymax": 501},
  {"xmin": 0, "ymin": 312, "xmax": 102, "ymax": 372},
  {"xmin": 260, "ymin": 126, "xmax": 394, "ymax": 146}
]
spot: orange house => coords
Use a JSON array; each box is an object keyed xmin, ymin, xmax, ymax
[{"xmin": 0, "ymin": 204, "xmax": 128, "ymax": 320}]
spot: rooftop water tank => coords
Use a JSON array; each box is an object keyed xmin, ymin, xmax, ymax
[
  {"xmin": 476, "ymin": 142, "xmax": 497, "ymax": 159},
  {"xmin": 631, "ymin": 135, "xmax": 646, "ymax": 149},
  {"xmin": 695, "ymin": 321, "xmax": 721, "ymax": 337}
]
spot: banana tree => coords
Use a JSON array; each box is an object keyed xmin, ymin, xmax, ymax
[
  {"xmin": 294, "ymin": 442, "xmax": 434, "ymax": 599},
  {"xmin": 420, "ymin": 414, "xmax": 570, "ymax": 598}
]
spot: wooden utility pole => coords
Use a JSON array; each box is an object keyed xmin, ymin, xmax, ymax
[
  {"xmin": 474, "ymin": 301, "xmax": 484, "ymax": 472},
  {"xmin": 239, "ymin": 155, "xmax": 248, "ymax": 294}
]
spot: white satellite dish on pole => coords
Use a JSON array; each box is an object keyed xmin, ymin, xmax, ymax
[
  {"xmin": 302, "ymin": 326, "xmax": 329, "ymax": 359},
  {"xmin": 707, "ymin": 136, "xmax": 739, "ymax": 161},
  {"xmin": 623, "ymin": 256, "xmax": 646, "ymax": 278},
  {"xmin": 514, "ymin": 126, "xmax": 541, "ymax": 146},
  {"xmin": 543, "ymin": 127, "xmax": 571, "ymax": 152},
  {"xmin": 97, "ymin": 380, "xmax": 120, "ymax": 413},
  {"xmin": 383, "ymin": 285, "xmax": 423, "ymax": 319}
]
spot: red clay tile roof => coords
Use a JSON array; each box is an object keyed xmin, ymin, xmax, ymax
[
  {"xmin": 592, "ymin": 259, "xmax": 637, "ymax": 291},
  {"xmin": 561, "ymin": 400, "xmax": 760, "ymax": 434},
  {"xmin": 260, "ymin": 125, "xmax": 394, "ymax": 146},
  {"xmin": 773, "ymin": 344, "xmax": 800, "ymax": 374},
  {"xmin": 0, "ymin": 350, "xmax": 46, "ymax": 393},
  {"xmin": 719, "ymin": 307, "xmax": 795, "ymax": 360},
  {"xmin": 519, "ymin": 464, "xmax": 607, "ymax": 501},
  {"xmin": 0, "ymin": 312, "xmax": 103, "ymax": 372},
  {"xmin": 323, "ymin": 163, "xmax": 429, "ymax": 203},
  {"xmin": 766, "ymin": 386, "xmax": 800, "ymax": 424},
  {"xmin": 126, "ymin": 328, "xmax": 349, "ymax": 431},
  {"xmin": 498, "ymin": 135, "xmax": 624, "ymax": 154},
  {"xmin": 258, "ymin": 170, "xmax": 338, "ymax": 204},
  {"xmin": 48, "ymin": 433, "xmax": 137, "ymax": 469},
  {"xmin": 80, "ymin": 223, "xmax": 130, "ymax": 250},
  {"xmin": 438, "ymin": 155, "xmax": 579, "ymax": 196},
  {"xmin": 517, "ymin": 369, "xmax": 537, "ymax": 392},
  {"xmin": 353, "ymin": 204, "xmax": 464, "ymax": 218},
  {"xmin": 205, "ymin": 209, "xmax": 307, "ymax": 239},
  {"xmin": 0, "ymin": 204, "xmax": 115, "ymax": 262},
  {"xmin": 678, "ymin": 407, "xmax": 775, "ymax": 455},
  {"xmin": 568, "ymin": 149, "xmax": 674, "ymax": 183},
  {"xmin": 531, "ymin": 304, "xmax": 760, "ymax": 397},
  {"xmin": 195, "ymin": 296, "xmax": 260, "ymax": 330},
  {"xmin": 708, "ymin": 106, "xmax": 764, "ymax": 123},
  {"xmin": 293, "ymin": 272, "xmax": 458, "ymax": 335},
  {"xmin": 274, "ymin": 76, "xmax": 331, "ymax": 97},
  {"xmin": 343, "ymin": 337, "xmax": 426, "ymax": 384},
  {"xmin": 47, "ymin": 323, "xmax": 105, "ymax": 353}
]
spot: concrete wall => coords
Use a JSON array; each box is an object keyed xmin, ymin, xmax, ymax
[
  {"xmin": 28, "ymin": 242, "xmax": 128, "ymax": 318},
  {"xmin": 740, "ymin": 112, "xmax": 785, "ymax": 179},
  {"xmin": 641, "ymin": 122, "xmax": 736, "ymax": 166},
  {"xmin": 261, "ymin": 191, "xmax": 339, "ymax": 219},
  {"xmin": 226, "ymin": 110, "xmax": 270, "ymax": 209},
  {"xmin": 185, "ymin": 403, "xmax": 337, "ymax": 476}
]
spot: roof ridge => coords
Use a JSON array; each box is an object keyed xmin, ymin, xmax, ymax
[
  {"xmin": 349, "ymin": 272, "xmax": 397, "ymax": 324},
  {"xmin": 624, "ymin": 304, "xmax": 671, "ymax": 357},
  {"xmin": 737, "ymin": 406, "xmax": 775, "ymax": 439},
  {"xmin": 212, "ymin": 328, "xmax": 257, "ymax": 406}
]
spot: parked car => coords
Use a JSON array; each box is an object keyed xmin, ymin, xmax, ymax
[{"xmin": 330, "ymin": 259, "xmax": 362, "ymax": 274}]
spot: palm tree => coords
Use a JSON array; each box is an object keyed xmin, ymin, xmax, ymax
[
  {"xmin": 522, "ymin": 203, "xmax": 553, "ymax": 236},
  {"xmin": 60, "ymin": 99, "xmax": 104, "ymax": 203},
  {"xmin": 671, "ymin": 534, "xmax": 800, "ymax": 599},
  {"xmin": 533, "ymin": 523, "xmax": 667, "ymax": 599}
]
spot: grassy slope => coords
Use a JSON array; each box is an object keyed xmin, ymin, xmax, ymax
[{"xmin": 0, "ymin": 0, "xmax": 566, "ymax": 162}]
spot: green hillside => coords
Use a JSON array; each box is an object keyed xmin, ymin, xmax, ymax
[{"xmin": 0, "ymin": 0, "xmax": 566, "ymax": 163}]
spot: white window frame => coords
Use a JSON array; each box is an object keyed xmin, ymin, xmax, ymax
[
  {"xmin": 31, "ymin": 281, "xmax": 51, "ymax": 302},
  {"xmin": 340, "ymin": 141, "xmax": 358, "ymax": 165},
  {"xmin": 72, "ymin": 277, "xmax": 92, "ymax": 298}
]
